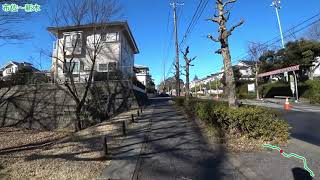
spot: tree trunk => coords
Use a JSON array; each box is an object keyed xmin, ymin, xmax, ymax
[
  {"xmin": 75, "ymin": 106, "xmax": 82, "ymax": 132},
  {"xmin": 222, "ymin": 47, "xmax": 237, "ymax": 107}
]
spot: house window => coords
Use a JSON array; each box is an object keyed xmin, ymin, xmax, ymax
[
  {"xmin": 98, "ymin": 64, "xmax": 108, "ymax": 72},
  {"xmin": 98, "ymin": 62, "xmax": 117, "ymax": 72},
  {"xmin": 64, "ymin": 62, "xmax": 80, "ymax": 73},
  {"xmin": 64, "ymin": 32, "xmax": 82, "ymax": 54},
  {"xmin": 101, "ymin": 32, "xmax": 118, "ymax": 42},
  {"xmin": 6, "ymin": 68, "xmax": 12, "ymax": 74}
]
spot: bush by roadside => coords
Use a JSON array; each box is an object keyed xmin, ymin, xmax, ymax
[
  {"xmin": 258, "ymin": 80, "xmax": 320, "ymax": 104},
  {"xmin": 301, "ymin": 80, "xmax": 320, "ymax": 104},
  {"xmin": 237, "ymin": 83, "xmax": 256, "ymax": 99},
  {"xmin": 174, "ymin": 97, "xmax": 289, "ymax": 147}
]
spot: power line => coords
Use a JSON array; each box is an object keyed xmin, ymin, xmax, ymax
[
  {"xmin": 233, "ymin": 12, "xmax": 320, "ymax": 62},
  {"xmin": 207, "ymin": 13, "xmax": 320, "ymax": 80},
  {"xmin": 180, "ymin": 0, "xmax": 209, "ymax": 48},
  {"xmin": 164, "ymin": 0, "xmax": 210, "ymax": 83},
  {"xmin": 179, "ymin": 0, "xmax": 203, "ymax": 46}
]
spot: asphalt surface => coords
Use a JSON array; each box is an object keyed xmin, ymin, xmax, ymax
[
  {"xmin": 134, "ymin": 98, "xmax": 246, "ymax": 180},
  {"xmin": 282, "ymin": 111, "xmax": 320, "ymax": 146}
]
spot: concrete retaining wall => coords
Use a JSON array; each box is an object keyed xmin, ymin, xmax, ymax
[{"xmin": 0, "ymin": 81, "xmax": 141, "ymax": 131}]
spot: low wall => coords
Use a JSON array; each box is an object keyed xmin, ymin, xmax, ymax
[{"xmin": 0, "ymin": 81, "xmax": 144, "ymax": 131}]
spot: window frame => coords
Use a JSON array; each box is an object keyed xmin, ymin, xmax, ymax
[
  {"xmin": 63, "ymin": 31, "xmax": 83, "ymax": 54},
  {"xmin": 97, "ymin": 62, "xmax": 117, "ymax": 72},
  {"xmin": 101, "ymin": 32, "xmax": 119, "ymax": 43},
  {"xmin": 63, "ymin": 61, "xmax": 80, "ymax": 74},
  {"xmin": 98, "ymin": 63, "xmax": 108, "ymax": 72}
]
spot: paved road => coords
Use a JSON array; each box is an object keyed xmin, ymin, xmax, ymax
[
  {"xmin": 135, "ymin": 98, "xmax": 246, "ymax": 180},
  {"xmin": 282, "ymin": 111, "xmax": 320, "ymax": 146}
]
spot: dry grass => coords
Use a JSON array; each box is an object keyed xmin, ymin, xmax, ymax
[{"xmin": 0, "ymin": 121, "xmax": 119, "ymax": 180}]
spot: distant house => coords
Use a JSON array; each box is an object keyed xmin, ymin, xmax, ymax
[
  {"xmin": 134, "ymin": 65, "xmax": 151, "ymax": 86},
  {"xmin": 235, "ymin": 61, "xmax": 255, "ymax": 81},
  {"xmin": 312, "ymin": 57, "xmax": 320, "ymax": 78},
  {"xmin": 48, "ymin": 21, "xmax": 139, "ymax": 83},
  {"xmin": 1, "ymin": 61, "xmax": 39, "ymax": 80},
  {"xmin": 190, "ymin": 71, "xmax": 223, "ymax": 89}
]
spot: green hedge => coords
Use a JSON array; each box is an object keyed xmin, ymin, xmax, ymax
[
  {"xmin": 301, "ymin": 80, "xmax": 320, "ymax": 104},
  {"xmin": 259, "ymin": 80, "xmax": 320, "ymax": 104},
  {"xmin": 174, "ymin": 97, "xmax": 289, "ymax": 143},
  {"xmin": 237, "ymin": 83, "xmax": 256, "ymax": 99}
]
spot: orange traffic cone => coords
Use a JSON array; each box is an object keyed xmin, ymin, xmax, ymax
[{"xmin": 284, "ymin": 97, "xmax": 291, "ymax": 110}]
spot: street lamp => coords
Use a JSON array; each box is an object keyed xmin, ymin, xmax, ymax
[{"xmin": 271, "ymin": 0, "xmax": 285, "ymax": 48}]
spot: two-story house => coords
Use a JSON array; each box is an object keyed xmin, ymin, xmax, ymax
[{"xmin": 48, "ymin": 21, "xmax": 139, "ymax": 83}]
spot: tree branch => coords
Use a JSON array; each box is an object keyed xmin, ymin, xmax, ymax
[
  {"xmin": 227, "ymin": 19, "xmax": 244, "ymax": 36},
  {"xmin": 223, "ymin": 0, "xmax": 237, "ymax": 8},
  {"xmin": 206, "ymin": 17, "xmax": 221, "ymax": 24},
  {"xmin": 215, "ymin": 49, "xmax": 223, "ymax": 54},
  {"xmin": 207, "ymin": 34, "xmax": 220, "ymax": 42}
]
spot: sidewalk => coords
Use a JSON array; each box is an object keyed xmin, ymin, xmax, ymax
[
  {"xmin": 98, "ymin": 98, "xmax": 320, "ymax": 180},
  {"xmin": 133, "ymin": 99, "xmax": 247, "ymax": 180},
  {"xmin": 98, "ymin": 105, "xmax": 154, "ymax": 180}
]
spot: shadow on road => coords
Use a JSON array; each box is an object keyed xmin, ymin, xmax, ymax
[{"xmin": 292, "ymin": 167, "xmax": 313, "ymax": 180}]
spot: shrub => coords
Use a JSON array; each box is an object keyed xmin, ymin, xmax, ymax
[
  {"xmin": 194, "ymin": 100, "xmax": 289, "ymax": 143},
  {"xmin": 259, "ymin": 82, "xmax": 291, "ymax": 98},
  {"xmin": 302, "ymin": 80, "xmax": 320, "ymax": 104},
  {"xmin": 237, "ymin": 83, "xmax": 256, "ymax": 99}
]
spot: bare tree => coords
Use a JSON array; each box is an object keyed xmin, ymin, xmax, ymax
[
  {"xmin": 207, "ymin": 0, "xmax": 244, "ymax": 107},
  {"xmin": 306, "ymin": 22, "xmax": 320, "ymax": 41},
  {"xmin": 181, "ymin": 46, "xmax": 196, "ymax": 101},
  {"xmin": 0, "ymin": 0, "xmax": 44, "ymax": 42},
  {"xmin": 248, "ymin": 42, "xmax": 266, "ymax": 100},
  {"xmin": 49, "ymin": 0, "xmax": 122, "ymax": 131}
]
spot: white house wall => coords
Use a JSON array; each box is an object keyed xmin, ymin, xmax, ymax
[
  {"xmin": 313, "ymin": 57, "xmax": 320, "ymax": 77},
  {"xmin": 3, "ymin": 64, "xmax": 18, "ymax": 77},
  {"xmin": 52, "ymin": 27, "xmax": 131, "ymax": 82},
  {"xmin": 120, "ymin": 31, "xmax": 134, "ymax": 76}
]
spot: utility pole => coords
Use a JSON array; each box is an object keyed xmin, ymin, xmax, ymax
[
  {"xmin": 170, "ymin": 0, "xmax": 183, "ymax": 96},
  {"xmin": 271, "ymin": 0, "xmax": 285, "ymax": 48},
  {"xmin": 163, "ymin": 61, "xmax": 166, "ymax": 93}
]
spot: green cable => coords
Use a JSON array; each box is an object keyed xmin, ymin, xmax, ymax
[{"xmin": 262, "ymin": 144, "xmax": 315, "ymax": 177}]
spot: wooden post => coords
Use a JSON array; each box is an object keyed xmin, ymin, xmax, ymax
[
  {"xmin": 137, "ymin": 110, "xmax": 140, "ymax": 117},
  {"xmin": 131, "ymin": 114, "xmax": 134, "ymax": 123},
  {"xmin": 103, "ymin": 136, "xmax": 108, "ymax": 157},
  {"xmin": 140, "ymin": 107, "xmax": 143, "ymax": 114},
  {"xmin": 122, "ymin": 121, "xmax": 127, "ymax": 136}
]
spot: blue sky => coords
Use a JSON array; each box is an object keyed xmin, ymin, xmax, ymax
[{"xmin": 0, "ymin": 0, "xmax": 319, "ymax": 85}]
